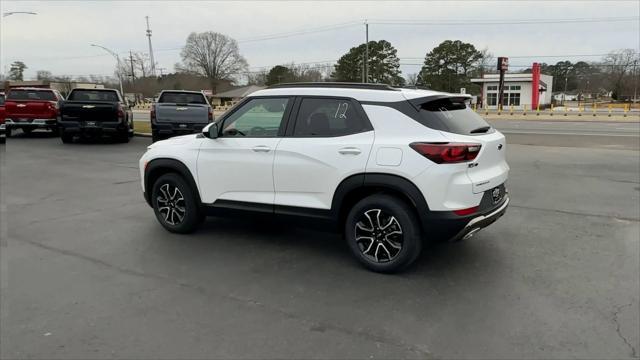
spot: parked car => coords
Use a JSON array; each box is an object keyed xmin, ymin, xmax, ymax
[
  {"xmin": 0, "ymin": 92, "xmax": 5, "ymax": 143},
  {"xmin": 139, "ymin": 83, "xmax": 509, "ymax": 273},
  {"xmin": 151, "ymin": 90, "xmax": 213, "ymax": 142},
  {"xmin": 4, "ymin": 88, "xmax": 64, "ymax": 137},
  {"xmin": 59, "ymin": 88, "xmax": 133, "ymax": 143}
]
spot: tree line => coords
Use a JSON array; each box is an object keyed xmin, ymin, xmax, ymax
[{"xmin": 6, "ymin": 30, "xmax": 639, "ymax": 100}]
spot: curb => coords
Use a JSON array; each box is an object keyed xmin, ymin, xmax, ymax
[
  {"xmin": 486, "ymin": 117, "xmax": 640, "ymax": 124},
  {"xmin": 134, "ymin": 132, "xmax": 152, "ymax": 138}
]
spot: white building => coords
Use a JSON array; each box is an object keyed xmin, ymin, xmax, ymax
[{"xmin": 471, "ymin": 73, "xmax": 553, "ymax": 110}]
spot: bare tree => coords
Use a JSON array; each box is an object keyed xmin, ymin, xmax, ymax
[
  {"xmin": 133, "ymin": 52, "xmax": 152, "ymax": 78},
  {"xmin": 246, "ymin": 70, "xmax": 268, "ymax": 86},
  {"xmin": 36, "ymin": 70, "xmax": 52, "ymax": 81},
  {"xmin": 476, "ymin": 48, "xmax": 494, "ymax": 74},
  {"xmin": 603, "ymin": 49, "xmax": 639, "ymax": 99},
  {"xmin": 177, "ymin": 31, "xmax": 248, "ymax": 92},
  {"xmin": 406, "ymin": 73, "xmax": 419, "ymax": 86}
]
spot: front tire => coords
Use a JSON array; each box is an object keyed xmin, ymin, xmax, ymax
[
  {"xmin": 345, "ymin": 194, "xmax": 422, "ymax": 273},
  {"xmin": 151, "ymin": 173, "xmax": 202, "ymax": 233}
]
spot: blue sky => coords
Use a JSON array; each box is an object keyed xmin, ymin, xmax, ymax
[{"xmin": 1, "ymin": 0, "xmax": 638, "ymax": 81}]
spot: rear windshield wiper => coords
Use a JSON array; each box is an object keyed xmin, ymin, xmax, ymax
[{"xmin": 470, "ymin": 126, "xmax": 491, "ymax": 134}]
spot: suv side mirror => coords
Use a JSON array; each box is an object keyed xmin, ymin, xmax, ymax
[{"xmin": 204, "ymin": 123, "xmax": 219, "ymax": 139}]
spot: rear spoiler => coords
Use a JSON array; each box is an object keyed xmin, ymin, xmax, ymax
[{"xmin": 406, "ymin": 94, "xmax": 473, "ymax": 112}]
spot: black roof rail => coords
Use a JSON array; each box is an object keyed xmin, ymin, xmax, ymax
[{"xmin": 267, "ymin": 82, "xmax": 399, "ymax": 91}]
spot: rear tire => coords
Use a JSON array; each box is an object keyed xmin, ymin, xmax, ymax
[
  {"xmin": 60, "ymin": 132, "xmax": 73, "ymax": 144},
  {"xmin": 345, "ymin": 194, "xmax": 422, "ymax": 273},
  {"xmin": 151, "ymin": 173, "xmax": 202, "ymax": 234},
  {"xmin": 116, "ymin": 130, "xmax": 130, "ymax": 143}
]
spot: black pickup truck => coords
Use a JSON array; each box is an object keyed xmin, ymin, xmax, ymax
[{"xmin": 58, "ymin": 88, "xmax": 133, "ymax": 143}]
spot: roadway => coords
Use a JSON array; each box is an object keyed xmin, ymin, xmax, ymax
[{"xmin": 1, "ymin": 127, "xmax": 638, "ymax": 359}]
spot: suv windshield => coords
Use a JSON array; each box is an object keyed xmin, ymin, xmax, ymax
[
  {"xmin": 416, "ymin": 98, "xmax": 491, "ymax": 135},
  {"xmin": 7, "ymin": 90, "xmax": 57, "ymax": 101},
  {"xmin": 159, "ymin": 92, "xmax": 207, "ymax": 104},
  {"xmin": 68, "ymin": 90, "xmax": 119, "ymax": 102}
]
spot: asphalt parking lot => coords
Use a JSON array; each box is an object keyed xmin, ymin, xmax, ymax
[{"xmin": 1, "ymin": 124, "xmax": 639, "ymax": 359}]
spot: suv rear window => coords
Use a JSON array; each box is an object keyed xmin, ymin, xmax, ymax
[
  {"xmin": 416, "ymin": 98, "xmax": 491, "ymax": 135},
  {"xmin": 68, "ymin": 90, "xmax": 119, "ymax": 102},
  {"xmin": 159, "ymin": 92, "xmax": 207, "ymax": 104},
  {"xmin": 7, "ymin": 90, "xmax": 57, "ymax": 101}
]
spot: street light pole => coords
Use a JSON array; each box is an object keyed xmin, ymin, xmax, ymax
[
  {"xmin": 364, "ymin": 20, "xmax": 369, "ymax": 83},
  {"xmin": 90, "ymin": 44, "xmax": 124, "ymax": 96},
  {"xmin": 2, "ymin": 11, "xmax": 37, "ymax": 17},
  {"xmin": 2, "ymin": 11, "xmax": 37, "ymax": 80}
]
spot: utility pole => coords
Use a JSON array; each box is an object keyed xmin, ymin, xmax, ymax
[
  {"xmin": 129, "ymin": 51, "xmax": 136, "ymax": 90},
  {"xmin": 634, "ymin": 59, "xmax": 638, "ymax": 103},
  {"xmin": 145, "ymin": 16, "xmax": 156, "ymax": 76},
  {"xmin": 563, "ymin": 76, "xmax": 568, "ymax": 106},
  {"xmin": 361, "ymin": 54, "xmax": 365, "ymax": 83},
  {"xmin": 497, "ymin": 57, "xmax": 509, "ymax": 110},
  {"xmin": 364, "ymin": 20, "xmax": 369, "ymax": 83}
]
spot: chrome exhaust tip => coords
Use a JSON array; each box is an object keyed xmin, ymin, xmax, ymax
[{"xmin": 462, "ymin": 227, "xmax": 482, "ymax": 240}]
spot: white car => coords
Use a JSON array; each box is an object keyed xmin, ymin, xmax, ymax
[{"xmin": 139, "ymin": 83, "xmax": 509, "ymax": 273}]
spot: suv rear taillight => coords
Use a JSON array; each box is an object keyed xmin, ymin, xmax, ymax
[
  {"xmin": 150, "ymin": 106, "xmax": 156, "ymax": 123},
  {"xmin": 410, "ymin": 142, "xmax": 481, "ymax": 164},
  {"xmin": 208, "ymin": 107, "xmax": 213, "ymax": 122}
]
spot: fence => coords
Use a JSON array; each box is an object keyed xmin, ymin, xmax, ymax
[{"xmin": 473, "ymin": 103, "xmax": 638, "ymax": 118}]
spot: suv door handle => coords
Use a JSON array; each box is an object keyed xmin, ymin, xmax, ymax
[
  {"xmin": 252, "ymin": 145, "xmax": 271, "ymax": 152},
  {"xmin": 338, "ymin": 147, "xmax": 361, "ymax": 155}
]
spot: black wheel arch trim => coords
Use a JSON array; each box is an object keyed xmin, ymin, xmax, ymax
[
  {"xmin": 144, "ymin": 158, "xmax": 200, "ymax": 207},
  {"xmin": 330, "ymin": 172, "xmax": 430, "ymax": 225}
]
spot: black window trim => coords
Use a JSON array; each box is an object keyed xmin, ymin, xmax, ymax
[
  {"xmin": 217, "ymin": 95, "xmax": 295, "ymax": 138},
  {"xmin": 286, "ymin": 95, "xmax": 373, "ymax": 138}
]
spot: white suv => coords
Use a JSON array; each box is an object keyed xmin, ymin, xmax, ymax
[{"xmin": 139, "ymin": 83, "xmax": 509, "ymax": 273}]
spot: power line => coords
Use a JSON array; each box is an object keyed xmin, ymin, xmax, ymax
[{"xmin": 369, "ymin": 16, "xmax": 639, "ymax": 25}]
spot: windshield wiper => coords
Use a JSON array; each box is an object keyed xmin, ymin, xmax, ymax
[{"xmin": 470, "ymin": 126, "xmax": 491, "ymax": 134}]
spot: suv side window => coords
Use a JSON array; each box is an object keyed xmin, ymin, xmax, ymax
[
  {"xmin": 221, "ymin": 98, "xmax": 289, "ymax": 137},
  {"xmin": 293, "ymin": 98, "xmax": 370, "ymax": 137}
]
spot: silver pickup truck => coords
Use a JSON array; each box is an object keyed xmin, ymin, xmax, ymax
[{"xmin": 151, "ymin": 90, "xmax": 213, "ymax": 142}]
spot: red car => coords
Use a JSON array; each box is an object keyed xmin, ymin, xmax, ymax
[
  {"xmin": 4, "ymin": 88, "xmax": 64, "ymax": 137},
  {"xmin": 0, "ymin": 92, "xmax": 5, "ymax": 143}
]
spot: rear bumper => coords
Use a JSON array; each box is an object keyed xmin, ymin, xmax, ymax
[
  {"xmin": 152, "ymin": 122, "xmax": 207, "ymax": 136},
  {"xmin": 59, "ymin": 121, "xmax": 126, "ymax": 134},
  {"xmin": 422, "ymin": 184, "xmax": 508, "ymax": 241},
  {"xmin": 6, "ymin": 118, "xmax": 57, "ymax": 127},
  {"xmin": 449, "ymin": 197, "xmax": 509, "ymax": 241}
]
